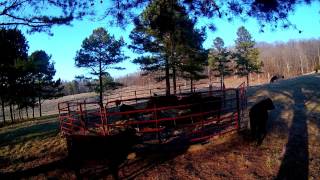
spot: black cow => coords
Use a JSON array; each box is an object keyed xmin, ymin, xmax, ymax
[
  {"xmin": 115, "ymin": 100, "xmax": 139, "ymax": 120},
  {"xmin": 270, "ymin": 75, "xmax": 284, "ymax": 83},
  {"xmin": 146, "ymin": 95, "xmax": 179, "ymax": 108},
  {"xmin": 249, "ymin": 98, "xmax": 275, "ymax": 145},
  {"xmin": 67, "ymin": 128, "xmax": 139, "ymax": 179},
  {"xmin": 145, "ymin": 95, "xmax": 179, "ymax": 128},
  {"xmin": 179, "ymin": 93, "xmax": 222, "ymax": 122},
  {"xmin": 201, "ymin": 96, "xmax": 222, "ymax": 117}
]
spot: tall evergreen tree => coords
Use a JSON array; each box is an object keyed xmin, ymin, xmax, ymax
[
  {"xmin": 235, "ymin": 26, "xmax": 262, "ymax": 86},
  {"xmin": 130, "ymin": 0, "xmax": 207, "ymax": 95},
  {"xmin": 29, "ymin": 50, "xmax": 62, "ymax": 117},
  {"xmin": 75, "ymin": 27, "xmax": 127, "ymax": 107},
  {"xmin": 0, "ymin": 29, "xmax": 28, "ymax": 122},
  {"xmin": 209, "ymin": 37, "xmax": 232, "ymax": 89}
]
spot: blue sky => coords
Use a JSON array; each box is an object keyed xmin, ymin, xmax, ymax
[{"xmin": 24, "ymin": 2, "xmax": 320, "ymax": 81}]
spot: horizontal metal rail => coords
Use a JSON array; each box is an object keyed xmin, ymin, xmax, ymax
[{"xmin": 58, "ymin": 83, "xmax": 247, "ymax": 143}]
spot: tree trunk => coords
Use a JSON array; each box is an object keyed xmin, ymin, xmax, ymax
[
  {"xmin": 32, "ymin": 106, "xmax": 35, "ymax": 118},
  {"xmin": 207, "ymin": 66, "xmax": 211, "ymax": 85},
  {"xmin": 99, "ymin": 60, "xmax": 103, "ymax": 108},
  {"xmin": 172, "ymin": 66, "xmax": 177, "ymax": 95},
  {"xmin": 25, "ymin": 107, "xmax": 29, "ymax": 119},
  {"xmin": 169, "ymin": 2, "xmax": 175, "ymax": 96},
  {"xmin": 18, "ymin": 106, "xmax": 22, "ymax": 120},
  {"xmin": 38, "ymin": 96, "xmax": 42, "ymax": 117},
  {"xmin": 299, "ymin": 55, "xmax": 304, "ymax": 75},
  {"xmin": 9, "ymin": 104, "xmax": 13, "ymax": 123},
  {"xmin": 165, "ymin": 58, "xmax": 171, "ymax": 96},
  {"xmin": 286, "ymin": 62, "xmax": 290, "ymax": 76},
  {"xmin": 1, "ymin": 97, "xmax": 5, "ymax": 124},
  {"xmin": 13, "ymin": 105, "xmax": 15, "ymax": 120},
  {"xmin": 220, "ymin": 75, "xmax": 223, "ymax": 90},
  {"xmin": 190, "ymin": 78, "xmax": 193, "ymax": 93}
]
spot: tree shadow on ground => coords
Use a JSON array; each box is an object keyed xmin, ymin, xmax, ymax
[
  {"xmin": 247, "ymin": 74, "xmax": 320, "ymax": 179},
  {"xmin": 78, "ymin": 136, "xmax": 191, "ymax": 179},
  {"xmin": 0, "ymin": 120, "xmax": 59, "ymax": 147},
  {"xmin": 0, "ymin": 135, "xmax": 191, "ymax": 179},
  {"xmin": 274, "ymin": 88, "xmax": 309, "ymax": 180}
]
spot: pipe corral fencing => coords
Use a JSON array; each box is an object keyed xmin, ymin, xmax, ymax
[{"xmin": 58, "ymin": 82, "xmax": 247, "ymax": 143}]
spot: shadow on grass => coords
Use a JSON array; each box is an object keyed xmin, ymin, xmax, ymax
[
  {"xmin": 247, "ymin": 74, "xmax": 320, "ymax": 179},
  {"xmin": 0, "ymin": 158, "xmax": 69, "ymax": 179},
  {"xmin": 0, "ymin": 136, "xmax": 191, "ymax": 179},
  {"xmin": 274, "ymin": 88, "xmax": 309, "ymax": 180},
  {"xmin": 0, "ymin": 120, "xmax": 59, "ymax": 147}
]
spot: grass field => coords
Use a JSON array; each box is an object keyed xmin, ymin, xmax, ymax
[{"xmin": 0, "ymin": 74, "xmax": 319, "ymax": 179}]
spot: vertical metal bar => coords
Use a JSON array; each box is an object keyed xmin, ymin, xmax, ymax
[
  {"xmin": 236, "ymin": 89, "xmax": 240, "ymax": 130},
  {"xmin": 101, "ymin": 106, "xmax": 106, "ymax": 136},
  {"xmin": 105, "ymin": 106, "xmax": 109, "ymax": 135},
  {"xmin": 200, "ymin": 98, "xmax": 205, "ymax": 138},
  {"xmin": 84, "ymin": 100, "xmax": 88, "ymax": 121},
  {"xmin": 58, "ymin": 103, "xmax": 62, "ymax": 132},
  {"xmin": 79, "ymin": 103, "xmax": 85, "ymax": 135},
  {"xmin": 154, "ymin": 103, "xmax": 161, "ymax": 144}
]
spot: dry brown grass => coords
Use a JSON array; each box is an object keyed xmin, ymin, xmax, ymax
[{"xmin": 0, "ymin": 73, "xmax": 319, "ymax": 179}]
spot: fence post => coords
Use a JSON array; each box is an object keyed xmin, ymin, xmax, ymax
[
  {"xmin": 79, "ymin": 103, "xmax": 85, "ymax": 135},
  {"xmin": 84, "ymin": 100, "xmax": 88, "ymax": 120},
  {"xmin": 153, "ymin": 103, "xmax": 161, "ymax": 144},
  {"xmin": 105, "ymin": 106, "xmax": 109, "ymax": 135},
  {"xmin": 135, "ymin": 90, "xmax": 137, "ymax": 103},
  {"xmin": 58, "ymin": 103, "xmax": 61, "ymax": 117},
  {"xmin": 58, "ymin": 103, "xmax": 61, "ymax": 132},
  {"xmin": 67, "ymin": 103, "xmax": 70, "ymax": 116},
  {"xmin": 236, "ymin": 89, "xmax": 240, "ymax": 131}
]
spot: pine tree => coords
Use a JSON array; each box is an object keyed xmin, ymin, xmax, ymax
[
  {"xmin": 0, "ymin": 29, "xmax": 28, "ymax": 122},
  {"xmin": 209, "ymin": 37, "xmax": 232, "ymax": 89},
  {"xmin": 29, "ymin": 50, "xmax": 63, "ymax": 117},
  {"xmin": 75, "ymin": 27, "xmax": 127, "ymax": 107},
  {"xmin": 235, "ymin": 26, "xmax": 262, "ymax": 86},
  {"xmin": 130, "ymin": 0, "xmax": 207, "ymax": 95}
]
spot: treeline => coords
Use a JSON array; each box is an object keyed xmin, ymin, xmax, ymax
[
  {"xmin": 0, "ymin": 29, "xmax": 62, "ymax": 124},
  {"xmin": 258, "ymin": 39, "xmax": 320, "ymax": 77},
  {"xmin": 61, "ymin": 74, "xmax": 121, "ymax": 96}
]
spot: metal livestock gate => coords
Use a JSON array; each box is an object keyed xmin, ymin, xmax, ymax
[{"xmin": 58, "ymin": 82, "xmax": 247, "ymax": 143}]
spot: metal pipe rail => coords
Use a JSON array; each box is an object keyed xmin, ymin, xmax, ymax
[{"xmin": 58, "ymin": 82, "xmax": 247, "ymax": 143}]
